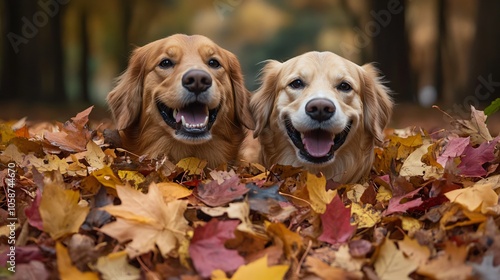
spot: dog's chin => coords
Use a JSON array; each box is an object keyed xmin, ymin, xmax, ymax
[
  {"xmin": 284, "ymin": 117, "xmax": 352, "ymax": 165},
  {"xmin": 156, "ymin": 100, "xmax": 220, "ymax": 144}
]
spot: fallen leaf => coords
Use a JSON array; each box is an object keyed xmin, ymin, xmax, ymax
[
  {"xmin": 25, "ymin": 188, "xmax": 43, "ymax": 231},
  {"xmin": 84, "ymin": 141, "xmax": 106, "ymax": 170},
  {"xmin": 397, "ymin": 235, "xmax": 431, "ymax": 270},
  {"xmin": 195, "ymin": 175, "xmax": 249, "ymax": 207},
  {"xmin": 100, "ymin": 184, "xmax": 189, "ymax": 258},
  {"xmin": 418, "ymin": 242, "xmax": 472, "ymax": 279},
  {"xmin": 304, "ymin": 256, "xmax": 360, "ymax": 280},
  {"xmin": 384, "ymin": 187, "xmax": 424, "ymax": 216},
  {"xmin": 39, "ymin": 179, "xmax": 89, "ymax": 239},
  {"xmin": 91, "ymin": 166, "xmax": 122, "ymax": 189},
  {"xmin": 444, "ymin": 183, "xmax": 498, "ymax": 213},
  {"xmin": 374, "ymin": 238, "xmax": 417, "ymax": 280},
  {"xmin": 177, "ymin": 157, "xmax": 207, "ymax": 175},
  {"xmin": 56, "ymin": 242, "xmax": 99, "ymax": 280},
  {"xmin": 117, "ymin": 170, "xmax": 145, "ymax": 188},
  {"xmin": 399, "ymin": 143, "xmax": 441, "ymax": 179},
  {"xmin": 189, "ymin": 219, "xmax": 244, "ymax": 278},
  {"xmin": 156, "ymin": 181, "xmax": 193, "ymax": 202},
  {"xmin": 451, "ymin": 105, "xmax": 493, "ymax": 146},
  {"xmin": 318, "ymin": 195, "xmax": 356, "ymax": 245},
  {"xmin": 265, "ymin": 221, "xmax": 303, "ymax": 259},
  {"xmin": 437, "ymin": 137, "xmax": 470, "ymax": 168},
  {"xmin": 306, "ymin": 172, "xmax": 337, "ymax": 214},
  {"xmin": 457, "ymin": 136, "xmax": 500, "ymax": 177},
  {"xmin": 44, "ymin": 106, "xmax": 93, "ymax": 152},
  {"xmin": 201, "ymin": 201, "xmax": 256, "ymax": 235},
  {"xmin": 230, "ymin": 255, "xmax": 289, "ymax": 280},
  {"xmin": 95, "ymin": 251, "xmax": 141, "ymax": 280},
  {"xmin": 351, "ymin": 202, "xmax": 381, "ymax": 229}
]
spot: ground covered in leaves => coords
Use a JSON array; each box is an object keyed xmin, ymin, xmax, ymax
[{"xmin": 1, "ymin": 106, "xmax": 500, "ymax": 280}]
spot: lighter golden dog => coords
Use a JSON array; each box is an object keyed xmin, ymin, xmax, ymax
[
  {"xmin": 107, "ymin": 34, "xmax": 254, "ymax": 167},
  {"xmin": 250, "ymin": 52, "xmax": 392, "ymax": 182}
]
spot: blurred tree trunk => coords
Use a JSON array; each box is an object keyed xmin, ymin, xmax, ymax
[
  {"xmin": 80, "ymin": 9, "xmax": 90, "ymax": 102},
  {"xmin": 0, "ymin": 1, "xmax": 66, "ymax": 103},
  {"xmin": 371, "ymin": 0, "xmax": 413, "ymax": 102},
  {"xmin": 465, "ymin": 1, "xmax": 500, "ymax": 106}
]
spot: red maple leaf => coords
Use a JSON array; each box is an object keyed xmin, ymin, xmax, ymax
[
  {"xmin": 384, "ymin": 187, "xmax": 424, "ymax": 216},
  {"xmin": 195, "ymin": 175, "xmax": 249, "ymax": 207},
  {"xmin": 457, "ymin": 136, "xmax": 500, "ymax": 177},
  {"xmin": 437, "ymin": 137, "xmax": 470, "ymax": 168},
  {"xmin": 24, "ymin": 188, "xmax": 43, "ymax": 231},
  {"xmin": 189, "ymin": 219, "xmax": 245, "ymax": 278},
  {"xmin": 318, "ymin": 195, "xmax": 356, "ymax": 246}
]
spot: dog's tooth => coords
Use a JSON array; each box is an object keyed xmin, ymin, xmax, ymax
[
  {"xmin": 173, "ymin": 109, "xmax": 178, "ymax": 119},
  {"xmin": 203, "ymin": 116, "xmax": 208, "ymax": 126},
  {"xmin": 181, "ymin": 116, "xmax": 186, "ymax": 127}
]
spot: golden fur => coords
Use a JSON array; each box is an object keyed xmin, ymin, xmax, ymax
[
  {"xmin": 250, "ymin": 52, "xmax": 392, "ymax": 182},
  {"xmin": 107, "ymin": 34, "xmax": 254, "ymax": 167}
]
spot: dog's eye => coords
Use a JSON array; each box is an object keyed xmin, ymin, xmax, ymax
[
  {"xmin": 289, "ymin": 79, "xmax": 305, "ymax": 89},
  {"xmin": 159, "ymin": 59, "xmax": 174, "ymax": 69},
  {"xmin": 208, "ymin": 59, "xmax": 221, "ymax": 68},
  {"xmin": 337, "ymin": 82, "xmax": 352, "ymax": 92}
]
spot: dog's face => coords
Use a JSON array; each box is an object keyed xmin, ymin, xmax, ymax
[
  {"xmin": 108, "ymin": 34, "xmax": 253, "ymax": 145},
  {"xmin": 251, "ymin": 51, "xmax": 392, "ymax": 172}
]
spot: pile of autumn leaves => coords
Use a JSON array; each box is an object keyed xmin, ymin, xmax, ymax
[{"xmin": 1, "ymin": 105, "xmax": 500, "ymax": 280}]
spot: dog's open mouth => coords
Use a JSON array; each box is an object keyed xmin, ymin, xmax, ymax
[
  {"xmin": 285, "ymin": 117, "xmax": 352, "ymax": 163},
  {"xmin": 156, "ymin": 101, "xmax": 219, "ymax": 137}
]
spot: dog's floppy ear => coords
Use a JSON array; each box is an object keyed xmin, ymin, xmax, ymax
[
  {"xmin": 107, "ymin": 46, "xmax": 147, "ymax": 130},
  {"xmin": 226, "ymin": 51, "xmax": 255, "ymax": 130},
  {"xmin": 250, "ymin": 60, "xmax": 282, "ymax": 137},
  {"xmin": 361, "ymin": 63, "xmax": 393, "ymax": 146}
]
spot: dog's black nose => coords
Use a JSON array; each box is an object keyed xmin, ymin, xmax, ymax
[
  {"xmin": 182, "ymin": 70, "xmax": 212, "ymax": 94},
  {"xmin": 305, "ymin": 98, "xmax": 335, "ymax": 121}
]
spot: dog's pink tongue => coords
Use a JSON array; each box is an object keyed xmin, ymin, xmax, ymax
[
  {"xmin": 302, "ymin": 130, "xmax": 334, "ymax": 157},
  {"xmin": 175, "ymin": 103, "xmax": 208, "ymax": 124}
]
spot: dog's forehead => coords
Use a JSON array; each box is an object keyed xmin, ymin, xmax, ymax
[{"xmin": 158, "ymin": 35, "xmax": 221, "ymax": 57}]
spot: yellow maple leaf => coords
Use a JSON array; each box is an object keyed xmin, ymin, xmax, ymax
[
  {"xmin": 418, "ymin": 242, "xmax": 472, "ymax": 279},
  {"xmin": 95, "ymin": 251, "xmax": 141, "ymax": 280},
  {"xmin": 56, "ymin": 242, "xmax": 99, "ymax": 280},
  {"xmin": 231, "ymin": 255, "xmax": 289, "ymax": 280},
  {"xmin": 306, "ymin": 172, "xmax": 336, "ymax": 214},
  {"xmin": 399, "ymin": 143, "xmax": 441, "ymax": 179},
  {"xmin": 40, "ymin": 181, "xmax": 89, "ymax": 240},
  {"xmin": 265, "ymin": 221, "xmax": 303, "ymax": 258},
  {"xmin": 91, "ymin": 166, "xmax": 122, "ymax": 189},
  {"xmin": 351, "ymin": 202, "xmax": 381, "ymax": 229},
  {"xmin": 400, "ymin": 216, "xmax": 423, "ymax": 232},
  {"xmin": 100, "ymin": 184, "xmax": 189, "ymax": 258},
  {"xmin": 155, "ymin": 181, "xmax": 192, "ymax": 202},
  {"xmin": 374, "ymin": 238, "xmax": 417, "ymax": 280},
  {"xmin": 376, "ymin": 185, "xmax": 392, "ymax": 203},
  {"xmin": 177, "ymin": 157, "xmax": 207, "ymax": 175},
  {"xmin": 117, "ymin": 170, "xmax": 145, "ymax": 188},
  {"xmin": 397, "ymin": 235, "xmax": 431, "ymax": 270},
  {"xmin": 445, "ymin": 183, "xmax": 498, "ymax": 213},
  {"xmin": 84, "ymin": 141, "xmax": 106, "ymax": 170}
]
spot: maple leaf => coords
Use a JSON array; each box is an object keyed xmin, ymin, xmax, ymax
[
  {"xmin": 304, "ymin": 256, "xmax": 361, "ymax": 280},
  {"xmin": 418, "ymin": 242, "xmax": 472, "ymax": 279},
  {"xmin": 95, "ymin": 251, "xmax": 141, "ymax": 280},
  {"xmin": 457, "ymin": 136, "xmax": 500, "ymax": 177},
  {"xmin": 25, "ymin": 188, "xmax": 43, "ymax": 231},
  {"xmin": 189, "ymin": 219, "xmax": 244, "ymax": 278},
  {"xmin": 318, "ymin": 195, "xmax": 356, "ymax": 245},
  {"xmin": 306, "ymin": 172, "xmax": 337, "ymax": 214},
  {"xmin": 195, "ymin": 175, "xmax": 249, "ymax": 207},
  {"xmin": 374, "ymin": 238, "xmax": 417, "ymax": 280},
  {"xmin": 84, "ymin": 140, "xmax": 106, "ymax": 170},
  {"xmin": 397, "ymin": 235, "xmax": 431, "ymax": 269},
  {"xmin": 201, "ymin": 201, "xmax": 256, "ymax": 234},
  {"xmin": 218, "ymin": 255, "xmax": 289, "ymax": 280},
  {"xmin": 384, "ymin": 187, "xmax": 424, "ymax": 216},
  {"xmin": 351, "ymin": 202, "xmax": 381, "ymax": 228},
  {"xmin": 437, "ymin": 137, "xmax": 470, "ymax": 168},
  {"xmin": 177, "ymin": 157, "xmax": 207, "ymax": 175},
  {"xmin": 444, "ymin": 182, "xmax": 498, "ymax": 213},
  {"xmin": 265, "ymin": 221, "xmax": 303, "ymax": 259},
  {"xmin": 399, "ymin": 143, "xmax": 441, "ymax": 179},
  {"xmin": 450, "ymin": 105, "xmax": 493, "ymax": 146},
  {"xmin": 44, "ymin": 106, "xmax": 93, "ymax": 152},
  {"xmin": 56, "ymin": 242, "xmax": 99, "ymax": 280},
  {"xmin": 39, "ymin": 179, "xmax": 90, "ymax": 240},
  {"xmin": 100, "ymin": 184, "xmax": 190, "ymax": 258},
  {"xmin": 155, "ymin": 181, "xmax": 192, "ymax": 202}
]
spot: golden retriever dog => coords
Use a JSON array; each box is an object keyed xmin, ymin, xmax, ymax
[
  {"xmin": 107, "ymin": 34, "xmax": 254, "ymax": 167},
  {"xmin": 250, "ymin": 52, "xmax": 392, "ymax": 182}
]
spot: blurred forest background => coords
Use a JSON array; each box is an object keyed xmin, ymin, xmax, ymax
[{"xmin": 1, "ymin": 0, "xmax": 499, "ymax": 131}]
